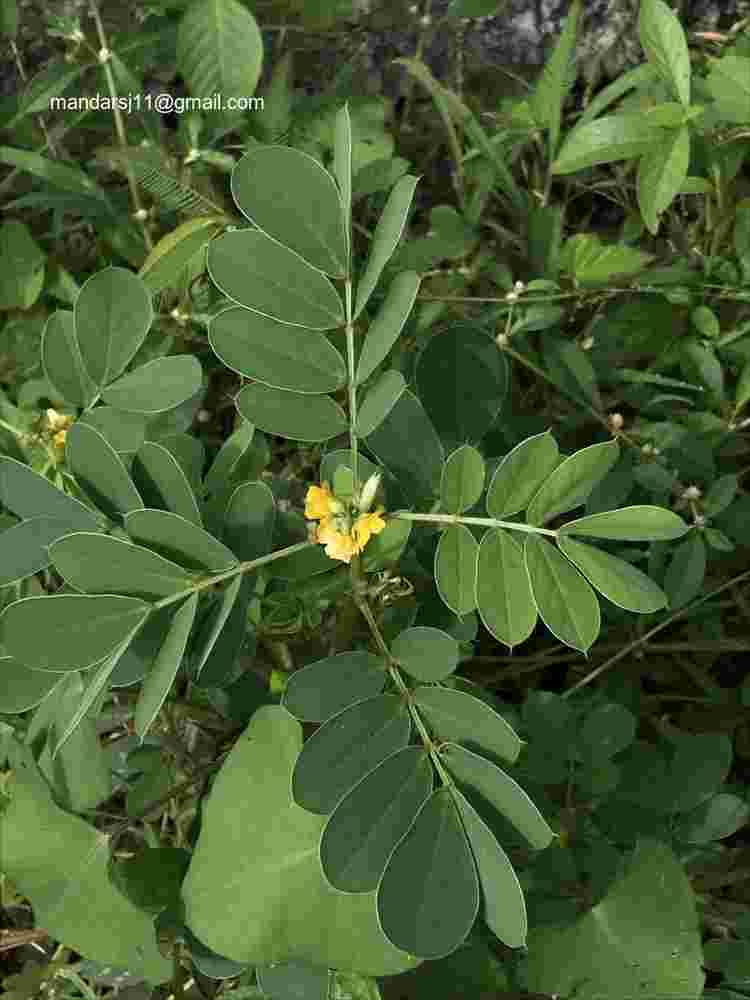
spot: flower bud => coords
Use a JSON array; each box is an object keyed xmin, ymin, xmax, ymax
[{"xmin": 358, "ymin": 472, "xmax": 381, "ymax": 513}]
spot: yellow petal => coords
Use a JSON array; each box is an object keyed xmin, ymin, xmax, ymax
[
  {"xmin": 352, "ymin": 510, "xmax": 386, "ymax": 551},
  {"xmin": 305, "ymin": 483, "xmax": 335, "ymax": 520},
  {"xmin": 53, "ymin": 429, "xmax": 67, "ymax": 449}
]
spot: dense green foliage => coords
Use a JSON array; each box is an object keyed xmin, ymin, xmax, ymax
[{"xmin": 1, "ymin": 1, "xmax": 750, "ymax": 998}]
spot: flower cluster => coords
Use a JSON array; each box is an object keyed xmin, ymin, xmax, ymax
[
  {"xmin": 45, "ymin": 409, "xmax": 74, "ymax": 454},
  {"xmin": 304, "ymin": 476, "xmax": 385, "ymax": 564}
]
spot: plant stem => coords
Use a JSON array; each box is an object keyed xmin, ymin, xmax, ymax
[
  {"xmin": 88, "ymin": 0, "xmax": 152, "ymax": 251},
  {"xmin": 393, "ymin": 510, "xmax": 559, "ymax": 537},
  {"xmin": 562, "ymin": 565, "xmax": 750, "ymax": 697},
  {"xmin": 151, "ymin": 540, "xmax": 314, "ymax": 612}
]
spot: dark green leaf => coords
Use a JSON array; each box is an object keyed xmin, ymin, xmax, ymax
[
  {"xmin": 486, "ymin": 431, "xmax": 560, "ymax": 518},
  {"xmin": 65, "ymin": 421, "xmax": 143, "ymax": 521},
  {"xmin": 321, "ymin": 746, "xmax": 433, "ymax": 891},
  {"xmin": 526, "ymin": 440, "xmax": 619, "ymax": 525},
  {"xmin": 476, "ymin": 528, "xmax": 537, "ymax": 649},
  {"xmin": 282, "ymin": 651, "xmax": 387, "ymax": 723},
  {"xmin": 557, "ymin": 535, "xmax": 667, "ymax": 613},
  {"xmin": 102, "ymin": 356, "xmax": 203, "ymax": 414},
  {"xmin": 356, "ymin": 271, "xmax": 420, "ymax": 384},
  {"xmin": 292, "ymin": 694, "xmax": 411, "ymax": 814},
  {"xmin": 435, "ymin": 524, "xmax": 478, "ymax": 617},
  {"xmin": 132, "ymin": 441, "xmax": 202, "ymax": 526},
  {"xmin": 125, "ymin": 508, "xmax": 238, "ymax": 572},
  {"xmin": 441, "ymin": 445, "xmax": 485, "ymax": 514},
  {"xmin": 236, "ymin": 382, "xmax": 347, "ymax": 442},
  {"xmin": 41, "ymin": 310, "xmax": 96, "ymax": 408},
  {"xmin": 524, "ymin": 535, "xmax": 601, "ymax": 652},
  {"xmin": 414, "ymin": 685, "xmax": 522, "ymax": 764},
  {"xmin": 391, "ymin": 626, "xmax": 460, "ymax": 682},
  {"xmin": 377, "ymin": 788, "xmax": 479, "ymax": 959}
]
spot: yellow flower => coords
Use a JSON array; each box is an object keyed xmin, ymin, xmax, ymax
[
  {"xmin": 53, "ymin": 429, "xmax": 68, "ymax": 451},
  {"xmin": 304, "ymin": 482, "xmax": 343, "ymax": 520},
  {"xmin": 352, "ymin": 509, "xmax": 386, "ymax": 549},
  {"xmin": 316, "ymin": 515, "xmax": 358, "ymax": 563},
  {"xmin": 304, "ymin": 482, "xmax": 387, "ymax": 564}
]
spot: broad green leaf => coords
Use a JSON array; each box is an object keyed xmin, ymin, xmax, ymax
[
  {"xmin": 416, "ymin": 325, "xmax": 508, "ymax": 448},
  {"xmin": 41, "ymin": 310, "xmax": 97, "ymax": 408},
  {"xmin": 176, "ymin": 0, "xmax": 263, "ymax": 102},
  {"xmin": 0, "ymin": 516, "xmax": 91, "ymax": 587},
  {"xmin": 334, "ymin": 103, "xmax": 353, "ymax": 264},
  {"xmin": 524, "ymin": 536, "xmax": 600, "ymax": 652},
  {"xmin": 413, "ymin": 685, "xmax": 522, "ymax": 764},
  {"xmin": 282, "ymin": 651, "xmax": 387, "ymax": 723},
  {"xmin": 231, "ymin": 146, "xmax": 347, "ymax": 277},
  {"xmin": 552, "ymin": 114, "xmax": 660, "ymax": 174},
  {"xmin": 0, "ymin": 455, "xmax": 101, "ymax": 530},
  {"xmin": 560, "ymin": 233, "xmax": 655, "ymax": 285},
  {"xmin": 542, "ymin": 335, "xmax": 600, "ymax": 407},
  {"xmin": 639, "ymin": 0, "xmax": 691, "ymax": 106},
  {"xmin": 557, "ymin": 536, "xmax": 667, "ymax": 613},
  {"xmin": 134, "ymin": 593, "xmax": 198, "ymax": 740},
  {"xmin": 530, "ymin": 0, "xmax": 580, "ymax": 159},
  {"xmin": 3, "ymin": 749, "xmax": 171, "ymax": 984},
  {"xmin": 236, "ymin": 383, "xmax": 347, "ymax": 442},
  {"xmin": 669, "ymin": 732, "xmax": 733, "ymax": 814},
  {"xmin": 139, "ymin": 217, "xmax": 224, "ymax": 295},
  {"xmin": 132, "ymin": 441, "xmax": 202, "ymax": 525},
  {"xmin": 364, "ymin": 389, "xmax": 444, "ymax": 502},
  {"xmin": 706, "ymin": 55, "xmax": 750, "ymax": 124},
  {"xmin": 664, "ymin": 532, "xmax": 706, "ymax": 610},
  {"xmin": 0, "ymin": 657, "xmax": 61, "ymax": 714},
  {"xmin": 204, "ymin": 417, "xmax": 255, "ymax": 495},
  {"xmin": 207, "ymin": 230, "xmax": 344, "ymax": 330},
  {"xmin": 441, "ymin": 444, "xmax": 485, "ymax": 514},
  {"xmin": 680, "ymin": 338, "xmax": 724, "ymax": 401},
  {"xmin": 321, "ymin": 746, "xmax": 433, "ymax": 892},
  {"xmin": 191, "ymin": 574, "xmax": 243, "ymax": 681},
  {"xmin": 0, "ymin": 219, "xmax": 44, "ymax": 310},
  {"xmin": 356, "ymin": 370, "xmax": 407, "ymax": 437},
  {"xmin": 703, "ymin": 474, "xmax": 738, "ymax": 519},
  {"xmin": 49, "ymin": 532, "xmax": 192, "ymax": 601},
  {"xmin": 257, "ymin": 964, "xmax": 330, "ymax": 1000},
  {"xmin": 637, "ymin": 126, "xmax": 690, "ymax": 234},
  {"xmin": 65, "ymin": 421, "xmax": 143, "ymax": 521},
  {"xmin": 0, "ymin": 594, "xmax": 150, "ymax": 671},
  {"xmin": 209, "ymin": 306, "xmax": 346, "ymax": 393},
  {"xmin": 578, "ymin": 701, "xmax": 637, "ymax": 759},
  {"xmin": 526, "ymin": 439, "xmax": 619, "ymax": 525},
  {"xmin": 451, "ymin": 786, "xmax": 527, "ymax": 949},
  {"xmin": 377, "ymin": 788, "xmax": 479, "ymax": 959},
  {"xmin": 675, "ymin": 793, "xmax": 750, "ymax": 845},
  {"xmin": 291, "ymin": 694, "xmax": 411, "ymax": 814},
  {"xmin": 356, "ymin": 271, "xmax": 420, "ymax": 384},
  {"xmin": 391, "ymin": 626, "xmax": 460, "ymax": 682},
  {"xmin": 181, "ymin": 706, "xmax": 418, "ymax": 974},
  {"xmin": 435, "ymin": 524, "xmax": 478, "ymax": 617},
  {"xmin": 573, "ymin": 62, "xmax": 660, "ymax": 131},
  {"xmin": 442, "ymin": 742, "xmax": 554, "ymax": 852},
  {"xmin": 559, "ymin": 504, "xmax": 688, "ymax": 540},
  {"xmin": 222, "ymin": 480, "xmax": 275, "ymax": 561},
  {"xmin": 476, "ymin": 528, "xmax": 537, "ymax": 649},
  {"xmin": 101, "ymin": 356, "xmax": 203, "ymax": 414},
  {"xmin": 354, "ymin": 175, "xmax": 420, "ymax": 318},
  {"xmin": 80, "ymin": 407, "xmax": 148, "ymax": 458},
  {"xmin": 125, "ymin": 508, "xmax": 238, "ymax": 572},
  {"xmin": 74, "ymin": 267, "xmax": 153, "ymax": 388},
  {"xmin": 486, "ymin": 430, "xmax": 559, "ymax": 518},
  {"xmin": 525, "ymin": 840, "xmax": 704, "ymax": 998},
  {"xmin": 0, "ymin": 145, "xmax": 105, "ymax": 198},
  {"xmin": 49, "ymin": 641, "xmax": 136, "ymax": 759}
]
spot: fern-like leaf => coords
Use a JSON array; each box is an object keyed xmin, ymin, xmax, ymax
[{"xmin": 95, "ymin": 146, "xmax": 230, "ymax": 218}]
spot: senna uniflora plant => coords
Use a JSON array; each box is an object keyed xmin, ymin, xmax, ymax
[{"xmin": 0, "ymin": 102, "xmax": 697, "ymax": 986}]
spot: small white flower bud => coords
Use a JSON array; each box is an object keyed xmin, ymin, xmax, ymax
[
  {"xmin": 133, "ymin": 208, "xmax": 148, "ymax": 222},
  {"xmin": 358, "ymin": 472, "xmax": 381, "ymax": 513},
  {"xmin": 608, "ymin": 412, "xmax": 624, "ymax": 431},
  {"xmin": 581, "ymin": 335, "xmax": 595, "ymax": 350},
  {"xmin": 694, "ymin": 514, "xmax": 706, "ymax": 527},
  {"xmin": 98, "ymin": 47, "xmax": 111, "ymax": 64},
  {"xmin": 196, "ymin": 409, "xmax": 211, "ymax": 423},
  {"xmin": 682, "ymin": 485, "xmax": 702, "ymax": 501},
  {"xmin": 505, "ymin": 290, "xmax": 519, "ymax": 303},
  {"xmin": 419, "ymin": 14, "xmax": 432, "ymax": 27},
  {"xmin": 514, "ymin": 280, "xmax": 525, "ymax": 291},
  {"xmin": 496, "ymin": 332, "xmax": 509, "ymax": 348}
]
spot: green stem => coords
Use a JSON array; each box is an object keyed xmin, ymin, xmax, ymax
[
  {"xmin": 353, "ymin": 592, "xmax": 454, "ymax": 788},
  {"xmin": 393, "ymin": 510, "xmax": 558, "ymax": 537},
  {"xmin": 151, "ymin": 540, "xmax": 314, "ymax": 612}
]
